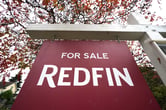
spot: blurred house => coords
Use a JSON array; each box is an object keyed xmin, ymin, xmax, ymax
[{"xmin": 0, "ymin": 82, "xmax": 17, "ymax": 94}]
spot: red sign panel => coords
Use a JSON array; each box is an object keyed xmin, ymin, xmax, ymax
[{"xmin": 12, "ymin": 40, "xmax": 160, "ymax": 110}]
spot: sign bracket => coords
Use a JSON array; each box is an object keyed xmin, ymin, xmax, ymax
[{"xmin": 26, "ymin": 15, "xmax": 166, "ymax": 85}]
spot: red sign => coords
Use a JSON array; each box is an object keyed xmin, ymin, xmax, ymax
[{"xmin": 11, "ymin": 40, "xmax": 161, "ymax": 110}]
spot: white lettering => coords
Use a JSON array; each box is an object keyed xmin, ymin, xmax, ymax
[
  {"xmin": 83, "ymin": 53, "xmax": 89, "ymax": 59},
  {"xmin": 74, "ymin": 68, "xmax": 90, "ymax": 86},
  {"xmin": 83, "ymin": 53, "xmax": 109, "ymax": 59},
  {"xmin": 75, "ymin": 53, "xmax": 80, "ymax": 59},
  {"xmin": 61, "ymin": 52, "xmax": 80, "ymax": 59},
  {"xmin": 90, "ymin": 53, "xmax": 97, "ymax": 59},
  {"xmin": 96, "ymin": 53, "xmax": 102, "ymax": 59},
  {"xmin": 105, "ymin": 68, "xmax": 114, "ymax": 86},
  {"xmin": 61, "ymin": 52, "xmax": 67, "ymax": 59},
  {"xmin": 103, "ymin": 53, "xmax": 109, "ymax": 59},
  {"xmin": 37, "ymin": 65, "xmax": 134, "ymax": 87},
  {"xmin": 57, "ymin": 67, "xmax": 72, "ymax": 86},
  {"xmin": 37, "ymin": 65, "xmax": 58, "ymax": 88},
  {"xmin": 113, "ymin": 68, "xmax": 134, "ymax": 86},
  {"xmin": 67, "ymin": 53, "xmax": 74, "ymax": 59},
  {"xmin": 92, "ymin": 68, "xmax": 103, "ymax": 86}
]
